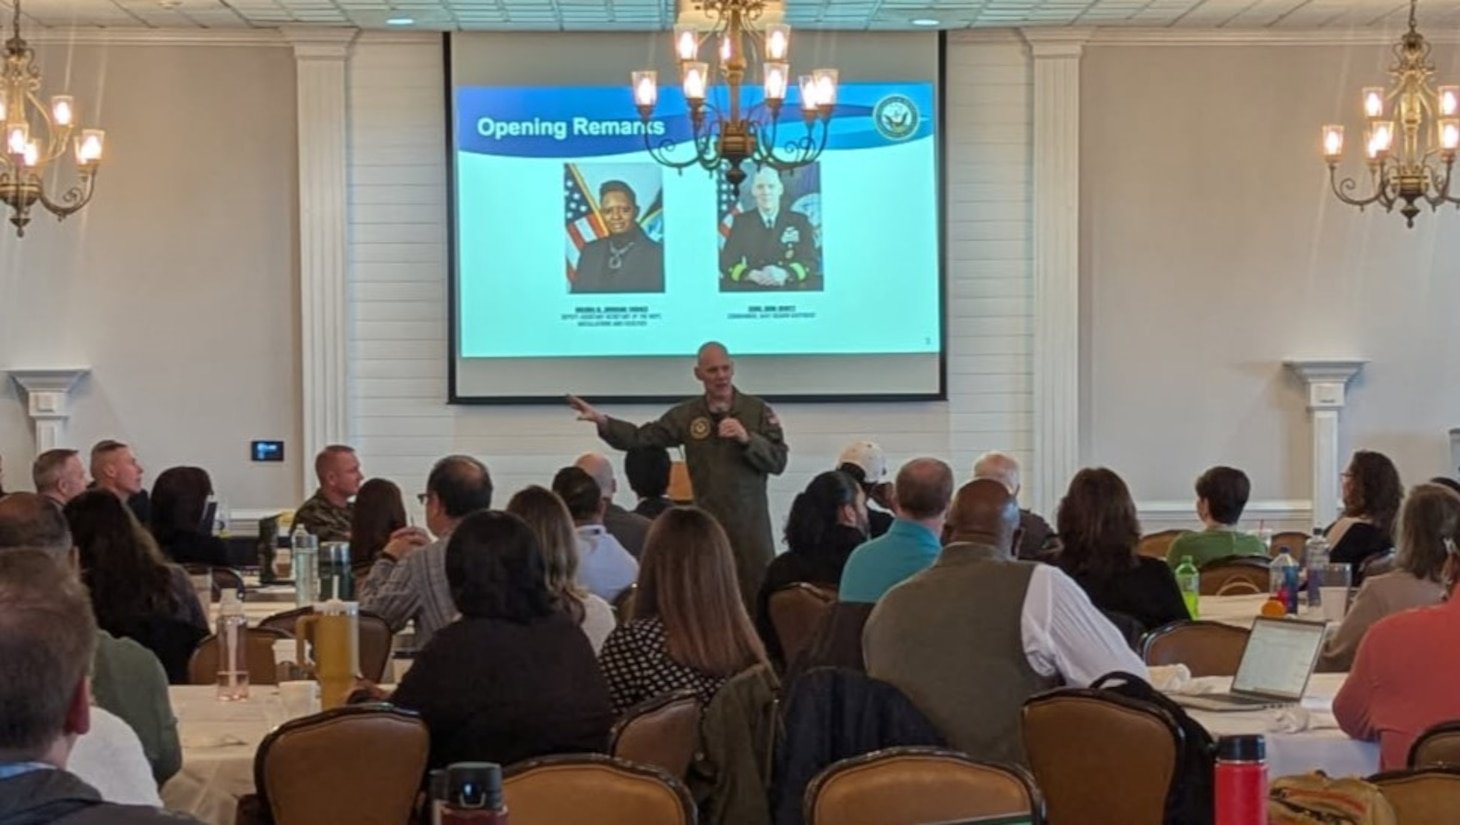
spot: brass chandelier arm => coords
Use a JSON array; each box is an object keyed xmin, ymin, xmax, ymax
[
  {"xmin": 752, "ymin": 115, "xmax": 831, "ymax": 170},
  {"xmin": 1328, "ymin": 165, "xmax": 1391, "ymax": 210},
  {"xmin": 34, "ymin": 171, "xmax": 95, "ymax": 220}
]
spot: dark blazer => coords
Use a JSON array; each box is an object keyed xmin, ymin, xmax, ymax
[
  {"xmin": 1328, "ymin": 520, "xmax": 1394, "ymax": 583},
  {"xmin": 573, "ymin": 227, "xmax": 663, "ymax": 294},
  {"xmin": 720, "ymin": 208, "xmax": 820, "ymax": 290},
  {"xmin": 391, "ymin": 612, "xmax": 614, "ymax": 770},
  {"xmin": 1058, "ymin": 554, "xmax": 1190, "ymax": 635}
]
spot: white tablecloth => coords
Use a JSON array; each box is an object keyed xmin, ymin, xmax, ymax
[
  {"xmin": 1200, "ymin": 594, "xmax": 1337, "ymax": 630},
  {"xmin": 1183, "ymin": 672, "xmax": 1380, "ymax": 779},
  {"xmin": 161, "ymin": 686, "xmax": 286, "ymax": 825}
]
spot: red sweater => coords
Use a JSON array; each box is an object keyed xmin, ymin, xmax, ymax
[{"xmin": 1333, "ymin": 593, "xmax": 1460, "ymax": 770}]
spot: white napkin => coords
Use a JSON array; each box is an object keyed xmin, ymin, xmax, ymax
[
  {"xmin": 1267, "ymin": 706, "xmax": 1341, "ymax": 733},
  {"xmin": 1146, "ymin": 664, "xmax": 1193, "ymax": 692}
]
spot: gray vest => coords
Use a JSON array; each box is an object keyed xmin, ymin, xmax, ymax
[{"xmin": 863, "ymin": 542, "xmax": 1059, "ymax": 766}]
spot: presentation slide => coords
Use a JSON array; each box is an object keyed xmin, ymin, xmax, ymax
[{"xmin": 447, "ymin": 32, "xmax": 945, "ymax": 401}]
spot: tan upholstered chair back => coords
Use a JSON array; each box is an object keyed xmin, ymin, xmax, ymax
[
  {"xmin": 613, "ymin": 584, "xmax": 639, "ymax": 623},
  {"xmin": 768, "ymin": 583, "xmax": 837, "ymax": 665},
  {"xmin": 255, "ymin": 704, "xmax": 428, "ymax": 825},
  {"xmin": 610, "ymin": 689, "xmax": 703, "ymax": 780},
  {"xmin": 1136, "ymin": 530, "xmax": 1187, "ymax": 561},
  {"xmin": 258, "ymin": 607, "xmax": 393, "ymax": 682},
  {"xmin": 1198, "ymin": 558, "xmax": 1270, "ymax": 596},
  {"xmin": 1141, "ymin": 620, "xmax": 1250, "ymax": 677},
  {"xmin": 1409, "ymin": 721, "xmax": 1460, "ymax": 768},
  {"xmin": 1371, "ymin": 768, "xmax": 1460, "ymax": 825},
  {"xmin": 188, "ymin": 626, "xmax": 292, "ymax": 686},
  {"xmin": 503, "ymin": 755, "xmax": 696, "ymax": 825},
  {"xmin": 804, "ymin": 746, "xmax": 1044, "ymax": 825},
  {"xmin": 1269, "ymin": 531, "xmax": 1309, "ymax": 564},
  {"xmin": 1022, "ymin": 690, "xmax": 1180, "ymax": 825}
]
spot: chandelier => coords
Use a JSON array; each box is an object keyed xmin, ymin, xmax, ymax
[
  {"xmin": 629, "ymin": 0, "xmax": 838, "ymax": 194},
  {"xmin": 0, "ymin": 0, "xmax": 104, "ymax": 237},
  {"xmin": 1320, "ymin": 0, "xmax": 1458, "ymax": 228}
]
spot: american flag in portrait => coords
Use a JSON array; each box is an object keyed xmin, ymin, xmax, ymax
[{"xmin": 565, "ymin": 165, "xmax": 607, "ymax": 282}]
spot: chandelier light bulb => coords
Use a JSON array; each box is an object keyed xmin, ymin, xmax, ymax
[
  {"xmin": 1321, "ymin": 125, "xmax": 1344, "ymax": 159},
  {"xmin": 77, "ymin": 129, "xmax": 104, "ymax": 164},
  {"xmin": 0, "ymin": 96, "xmax": 7, "ymax": 121},
  {"xmin": 631, "ymin": 71, "xmax": 658, "ymax": 109},
  {"xmin": 1441, "ymin": 119, "xmax": 1460, "ymax": 152},
  {"xmin": 812, "ymin": 69, "xmax": 839, "ymax": 109},
  {"xmin": 765, "ymin": 24, "xmax": 790, "ymax": 61},
  {"xmin": 675, "ymin": 26, "xmax": 698, "ymax": 62},
  {"xmin": 682, "ymin": 63, "xmax": 708, "ymax": 102},
  {"xmin": 720, "ymin": 33, "xmax": 734, "ymax": 64},
  {"xmin": 763, "ymin": 62, "xmax": 788, "ymax": 102},
  {"xmin": 6, "ymin": 123, "xmax": 28, "ymax": 155},
  {"xmin": 22, "ymin": 140, "xmax": 38, "ymax": 167},
  {"xmin": 1440, "ymin": 86, "xmax": 1459, "ymax": 117},
  {"xmin": 1363, "ymin": 87, "xmax": 1385, "ymax": 119},
  {"xmin": 1371, "ymin": 121, "xmax": 1394, "ymax": 153},
  {"xmin": 798, "ymin": 74, "xmax": 820, "ymax": 111},
  {"xmin": 50, "ymin": 95, "xmax": 74, "ymax": 127}
]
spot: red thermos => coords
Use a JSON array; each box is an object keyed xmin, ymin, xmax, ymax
[{"xmin": 1215, "ymin": 734, "xmax": 1267, "ymax": 825}]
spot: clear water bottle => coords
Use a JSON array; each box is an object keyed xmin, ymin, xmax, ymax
[
  {"xmin": 292, "ymin": 525, "xmax": 318, "ymax": 607},
  {"xmin": 216, "ymin": 589, "xmax": 250, "ymax": 701},
  {"xmin": 1305, "ymin": 528, "xmax": 1331, "ymax": 610},
  {"xmin": 1175, "ymin": 555, "xmax": 1201, "ymax": 618},
  {"xmin": 1269, "ymin": 549, "xmax": 1300, "ymax": 615}
]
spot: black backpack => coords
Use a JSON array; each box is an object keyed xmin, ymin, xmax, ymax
[{"xmin": 1090, "ymin": 671, "xmax": 1216, "ymax": 825}]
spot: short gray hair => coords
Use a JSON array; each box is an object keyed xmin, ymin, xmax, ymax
[
  {"xmin": 972, "ymin": 451, "xmax": 1021, "ymax": 494},
  {"xmin": 0, "ymin": 549, "xmax": 97, "ymax": 760}
]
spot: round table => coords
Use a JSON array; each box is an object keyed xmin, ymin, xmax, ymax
[{"xmin": 161, "ymin": 685, "xmax": 287, "ymax": 825}]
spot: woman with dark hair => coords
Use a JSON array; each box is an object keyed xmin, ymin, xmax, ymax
[
  {"xmin": 754, "ymin": 470, "xmax": 867, "ymax": 668},
  {"xmin": 65, "ymin": 490, "xmax": 209, "ymax": 683},
  {"xmin": 507, "ymin": 485, "xmax": 616, "ymax": 652},
  {"xmin": 1320, "ymin": 483, "xmax": 1460, "ymax": 671},
  {"xmin": 1328, "ymin": 450, "xmax": 1404, "ymax": 579},
  {"xmin": 349, "ymin": 478, "xmax": 407, "ymax": 574},
  {"xmin": 390, "ymin": 510, "xmax": 613, "ymax": 769},
  {"xmin": 1054, "ymin": 468, "xmax": 1188, "ymax": 634},
  {"xmin": 598, "ymin": 507, "xmax": 769, "ymax": 713},
  {"xmin": 150, "ymin": 466, "xmax": 228, "ymax": 566}
]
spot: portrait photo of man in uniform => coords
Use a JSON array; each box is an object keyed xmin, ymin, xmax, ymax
[
  {"xmin": 565, "ymin": 165, "xmax": 665, "ymax": 294},
  {"xmin": 718, "ymin": 162, "xmax": 823, "ymax": 292}
]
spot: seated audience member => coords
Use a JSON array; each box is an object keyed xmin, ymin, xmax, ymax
[
  {"xmin": 839, "ymin": 458, "xmax": 954, "ymax": 603},
  {"xmin": 625, "ymin": 446, "xmax": 674, "ymax": 519},
  {"xmin": 292, "ymin": 445, "xmax": 363, "ymax": 542},
  {"xmin": 574, "ymin": 452, "xmax": 652, "ymax": 557},
  {"xmin": 67, "ymin": 706, "xmax": 163, "ymax": 807},
  {"xmin": 598, "ymin": 507, "xmax": 768, "ymax": 714},
  {"xmin": 361, "ymin": 455, "xmax": 492, "ymax": 645},
  {"xmin": 1334, "ymin": 536, "xmax": 1460, "ymax": 770},
  {"xmin": 0, "ymin": 549, "xmax": 198, "ymax": 822},
  {"xmin": 1055, "ymin": 468, "xmax": 1189, "ymax": 634},
  {"xmin": 1328, "ymin": 450, "xmax": 1403, "ymax": 579},
  {"xmin": 864, "ymin": 479, "xmax": 1145, "ymax": 766},
  {"xmin": 391, "ymin": 511, "xmax": 613, "ymax": 770},
  {"xmin": 90, "ymin": 440, "xmax": 150, "ymax": 525},
  {"xmin": 33, "ymin": 449, "xmax": 89, "ymax": 506},
  {"xmin": 0, "ymin": 495, "xmax": 182, "ymax": 786},
  {"xmin": 755, "ymin": 471, "xmax": 867, "ymax": 667},
  {"xmin": 552, "ymin": 467, "xmax": 638, "ymax": 603},
  {"xmin": 349, "ymin": 478, "xmax": 407, "ymax": 574},
  {"xmin": 149, "ymin": 467, "xmax": 228, "ymax": 567},
  {"xmin": 972, "ymin": 451, "xmax": 1056, "ymax": 560},
  {"xmin": 65, "ymin": 492, "xmax": 208, "ymax": 684},
  {"xmin": 507, "ymin": 486, "xmax": 616, "ymax": 653},
  {"xmin": 836, "ymin": 440, "xmax": 894, "ymax": 538},
  {"xmin": 1432, "ymin": 476, "xmax": 1460, "ymax": 498},
  {"xmin": 1320, "ymin": 483, "xmax": 1460, "ymax": 671},
  {"xmin": 1166, "ymin": 466, "xmax": 1268, "ymax": 568}
]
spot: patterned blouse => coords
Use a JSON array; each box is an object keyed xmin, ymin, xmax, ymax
[{"xmin": 598, "ymin": 617, "xmax": 728, "ymax": 714}]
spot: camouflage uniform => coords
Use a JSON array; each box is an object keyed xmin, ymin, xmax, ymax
[
  {"xmin": 292, "ymin": 490, "xmax": 353, "ymax": 543},
  {"xmin": 599, "ymin": 390, "xmax": 788, "ymax": 603}
]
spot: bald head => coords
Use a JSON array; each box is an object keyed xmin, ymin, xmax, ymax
[
  {"xmin": 697, "ymin": 341, "xmax": 729, "ymax": 364},
  {"xmin": 574, "ymin": 452, "xmax": 617, "ymax": 500},
  {"xmin": 694, "ymin": 341, "xmax": 735, "ymax": 399},
  {"xmin": 895, "ymin": 458, "xmax": 954, "ymax": 520},
  {"xmin": 945, "ymin": 479, "xmax": 1021, "ymax": 554},
  {"xmin": 972, "ymin": 451, "xmax": 1021, "ymax": 495}
]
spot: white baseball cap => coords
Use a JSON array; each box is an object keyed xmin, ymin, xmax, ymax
[{"xmin": 837, "ymin": 441, "xmax": 888, "ymax": 484}]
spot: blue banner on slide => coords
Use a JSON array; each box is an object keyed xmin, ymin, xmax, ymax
[{"xmin": 455, "ymin": 82, "xmax": 934, "ymax": 158}]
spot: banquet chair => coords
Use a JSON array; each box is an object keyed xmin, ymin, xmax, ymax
[
  {"xmin": 1022, "ymin": 689, "xmax": 1181, "ymax": 825},
  {"xmin": 610, "ymin": 689, "xmax": 703, "ymax": 780},
  {"xmin": 768, "ymin": 583, "xmax": 837, "ymax": 666},
  {"xmin": 1409, "ymin": 720, "xmax": 1460, "ymax": 768},
  {"xmin": 1198, "ymin": 557, "xmax": 1270, "ymax": 596},
  {"xmin": 259, "ymin": 606, "xmax": 394, "ymax": 682},
  {"xmin": 1269, "ymin": 531, "xmax": 1309, "ymax": 564},
  {"xmin": 503, "ymin": 754, "xmax": 696, "ymax": 825},
  {"xmin": 244, "ymin": 704, "xmax": 428, "ymax": 825},
  {"xmin": 803, "ymin": 746, "xmax": 1045, "ymax": 825},
  {"xmin": 1135, "ymin": 530, "xmax": 1187, "ymax": 561},
  {"xmin": 613, "ymin": 584, "xmax": 638, "ymax": 623},
  {"xmin": 183, "ymin": 563, "xmax": 246, "ymax": 602},
  {"xmin": 1360, "ymin": 551, "xmax": 1397, "ymax": 579},
  {"xmin": 188, "ymin": 626, "xmax": 292, "ymax": 686},
  {"xmin": 1141, "ymin": 620, "xmax": 1250, "ymax": 677},
  {"xmin": 1369, "ymin": 767, "xmax": 1460, "ymax": 825}
]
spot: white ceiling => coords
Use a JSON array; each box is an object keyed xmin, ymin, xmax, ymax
[{"xmin": 0, "ymin": 0, "xmax": 1451, "ymax": 32}]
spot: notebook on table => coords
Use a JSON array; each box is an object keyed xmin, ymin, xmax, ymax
[{"xmin": 1172, "ymin": 617, "xmax": 1327, "ymax": 713}]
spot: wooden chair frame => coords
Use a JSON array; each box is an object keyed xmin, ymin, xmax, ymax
[{"xmin": 803, "ymin": 745, "xmax": 1046, "ymax": 825}]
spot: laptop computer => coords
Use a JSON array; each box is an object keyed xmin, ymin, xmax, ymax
[{"xmin": 1172, "ymin": 617, "xmax": 1326, "ymax": 713}]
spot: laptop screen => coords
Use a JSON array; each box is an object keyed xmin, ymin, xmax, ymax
[{"xmin": 1231, "ymin": 617, "xmax": 1326, "ymax": 699}]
